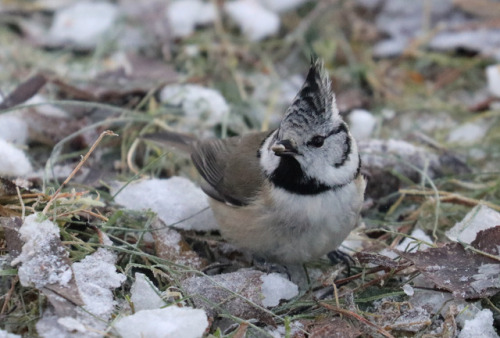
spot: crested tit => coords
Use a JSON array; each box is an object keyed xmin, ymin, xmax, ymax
[{"xmin": 145, "ymin": 60, "xmax": 366, "ymax": 264}]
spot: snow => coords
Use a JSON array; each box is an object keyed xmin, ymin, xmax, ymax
[
  {"xmin": 113, "ymin": 178, "xmax": 218, "ymax": 231},
  {"xmin": 448, "ymin": 122, "xmax": 488, "ymax": 144},
  {"xmin": 470, "ymin": 264, "xmax": 500, "ymax": 293},
  {"xmin": 167, "ymin": 1, "xmax": 216, "ymax": 38},
  {"xmin": 114, "ymin": 307, "xmax": 208, "ymax": 338},
  {"xmin": 267, "ymin": 322, "xmax": 304, "ymax": 337},
  {"xmin": 380, "ymin": 228, "xmax": 432, "ymax": 259},
  {"xmin": 402, "ymin": 284, "xmax": 414, "ymax": 296},
  {"xmin": 11, "ymin": 214, "xmax": 72, "ymax": 289},
  {"xmin": 0, "ymin": 329, "xmax": 21, "ymax": 338},
  {"xmin": 224, "ymin": 0, "xmax": 280, "ymax": 41},
  {"xmin": 56, "ymin": 317, "xmax": 86, "ymax": 333},
  {"xmin": 348, "ymin": 109, "xmax": 377, "ymax": 140},
  {"xmin": 0, "ymin": 139, "xmax": 33, "ymax": 176},
  {"xmin": 458, "ymin": 309, "xmax": 499, "ymax": 338},
  {"xmin": 48, "ymin": 2, "xmax": 118, "ymax": 48},
  {"xmin": 260, "ymin": 273, "xmax": 299, "ymax": 307},
  {"xmin": 159, "ymin": 84, "xmax": 228, "ymax": 130},
  {"xmin": 130, "ymin": 273, "xmax": 165, "ymax": 311},
  {"xmin": 24, "ymin": 95, "xmax": 69, "ymax": 118},
  {"xmin": 446, "ymin": 205, "xmax": 500, "ymax": 244},
  {"xmin": 0, "ymin": 113, "xmax": 28, "ymax": 145},
  {"xmin": 486, "ymin": 64, "xmax": 500, "ymax": 98},
  {"xmin": 72, "ymin": 248, "xmax": 126, "ymax": 319},
  {"xmin": 257, "ymin": 0, "xmax": 309, "ymax": 13}
]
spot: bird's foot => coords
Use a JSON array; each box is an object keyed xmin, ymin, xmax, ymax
[
  {"xmin": 252, "ymin": 255, "xmax": 290, "ymax": 279},
  {"xmin": 327, "ymin": 249, "xmax": 355, "ymax": 276}
]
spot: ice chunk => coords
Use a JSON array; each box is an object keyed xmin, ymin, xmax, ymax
[
  {"xmin": 458, "ymin": 309, "xmax": 499, "ymax": 338},
  {"xmin": 348, "ymin": 109, "xmax": 377, "ymax": 140},
  {"xmin": 113, "ymin": 178, "xmax": 218, "ymax": 231},
  {"xmin": 486, "ymin": 64, "xmax": 500, "ymax": 98},
  {"xmin": 225, "ymin": 0, "xmax": 280, "ymax": 41},
  {"xmin": 260, "ymin": 273, "xmax": 299, "ymax": 307},
  {"xmin": 446, "ymin": 205, "xmax": 500, "ymax": 244},
  {"xmin": 114, "ymin": 307, "xmax": 208, "ymax": 338},
  {"xmin": 0, "ymin": 114, "xmax": 28, "ymax": 145},
  {"xmin": 167, "ymin": 0, "xmax": 216, "ymax": 38},
  {"xmin": 12, "ymin": 214, "xmax": 72, "ymax": 289},
  {"xmin": 48, "ymin": 1, "xmax": 118, "ymax": 48},
  {"xmin": 130, "ymin": 273, "xmax": 165, "ymax": 311},
  {"xmin": 0, "ymin": 139, "xmax": 33, "ymax": 176},
  {"xmin": 73, "ymin": 248, "xmax": 126, "ymax": 318},
  {"xmin": 159, "ymin": 84, "xmax": 228, "ymax": 129}
]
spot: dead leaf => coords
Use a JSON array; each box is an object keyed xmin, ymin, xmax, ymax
[
  {"xmin": 0, "ymin": 178, "xmax": 19, "ymax": 197},
  {"xmin": 453, "ymin": 0, "xmax": 500, "ymax": 18},
  {"xmin": 400, "ymin": 243, "xmax": 500, "ymax": 299},
  {"xmin": 151, "ymin": 217, "xmax": 206, "ymax": 270},
  {"xmin": 181, "ymin": 269, "xmax": 275, "ymax": 324},
  {"xmin": 1, "ymin": 216, "xmax": 23, "ymax": 258},
  {"xmin": 355, "ymin": 252, "xmax": 408, "ymax": 269},
  {"xmin": 51, "ymin": 55, "xmax": 178, "ymax": 104},
  {"xmin": 0, "ymin": 73, "xmax": 47, "ymax": 110},
  {"xmin": 470, "ymin": 225, "xmax": 500, "ymax": 256}
]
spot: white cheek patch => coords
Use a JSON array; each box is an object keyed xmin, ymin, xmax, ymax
[{"xmin": 259, "ymin": 131, "xmax": 280, "ymax": 176}]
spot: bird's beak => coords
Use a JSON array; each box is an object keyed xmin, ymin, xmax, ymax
[{"xmin": 271, "ymin": 139, "xmax": 299, "ymax": 156}]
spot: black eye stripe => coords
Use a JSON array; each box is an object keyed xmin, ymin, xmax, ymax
[{"xmin": 326, "ymin": 123, "xmax": 348, "ymax": 138}]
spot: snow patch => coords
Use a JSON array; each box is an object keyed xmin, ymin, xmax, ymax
[
  {"xmin": 486, "ymin": 64, "xmax": 500, "ymax": 98},
  {"xmin": 0, "ymin": 139, "xmax": 33, "ymax": 176},
  {"xmin": 114, "ymin": 307, "xmax": 208, "ymax": 338},
  {"xmin": 458, "ymin": 309, "xmax": 499, "ymax": 338},
  {"xmin": 0, "ymin": 329, "xmax": 21, "ymax": 338},
  {"xmin": 402, "ymin": 284, "xmax": 414, "ymax": 296},
  {"xmin": 113, "ymin": 178, "xmax": 218, "ymax": 231},
  {"xmin": 448, "ymin": 122, "xmax": 488, "ymax": 144},
  {"xmin": 12, "ymin": 214, "xmax": 72, "ymax": 289},
  {"xmin": 167, "ymin": 0, "xmax": 216, "ymax": 38},
  {"xmin": 260, "ymin": 273, "xmax": 299, "ymax": 307},
  {"xmin": 0, "ymin": 114, "xmax": 28, "ymax": 145},
  {"xmin": 348, "ymin": 109, "xmax": 377, "ymax": 140},
  {"xmin": 159, "ymin": 84, "xmax": 228, "ymax": 130},
  {"xmin": 48, "ymin": 1, "xmax": 118, "ymax": 48},
  {"xmin": 130, "ymin": 273, "xmax": 165, "ymax": 311},
  {"xmin": 73, "ymin": 248, "xmax": 126, "ymax": 319},
  {"xmin": 224, "ymin": 0, "xmax": 280, "ymax": 41},
  {"xmin": 257, "ymin": 0, "xmax": 309, "ymax": 13}
]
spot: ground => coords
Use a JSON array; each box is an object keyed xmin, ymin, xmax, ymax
[{"xmin": 0, "ymin": 0, "xmax": 499, "ymax": 337}]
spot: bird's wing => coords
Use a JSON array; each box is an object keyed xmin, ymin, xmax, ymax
[{"xmin": 191, "ymin": 132, "xmax": 270, "ymax": 206}]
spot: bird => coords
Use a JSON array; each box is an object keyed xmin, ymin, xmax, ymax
[{"xmin": 144, "ymin": 59, "xmax": 366, "ymax": 265}]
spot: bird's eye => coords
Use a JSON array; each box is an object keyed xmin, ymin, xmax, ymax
[{"xmin": 308, "ymin": 135, "xmax": 325, "ymax": 148}]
